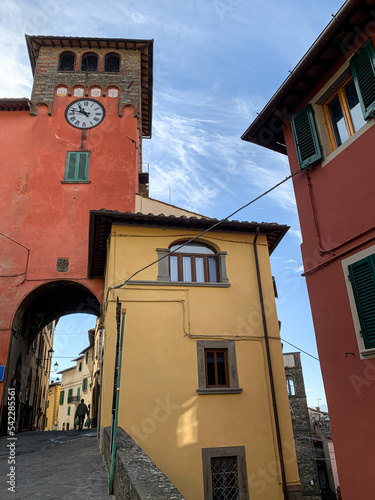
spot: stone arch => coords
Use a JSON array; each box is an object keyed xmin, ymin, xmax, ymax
[{"xmin": 11, "ymin": 280, "xmax": 100, "ymax": 348}]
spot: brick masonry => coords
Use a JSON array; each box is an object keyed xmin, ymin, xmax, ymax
[{"xmin": 31, "ymin": 46, "xmax": 142, "ymax": 119}]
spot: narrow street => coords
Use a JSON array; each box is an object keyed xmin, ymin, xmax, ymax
[{"xmin": 0, "ymin": 430, "xmax": 114, "ymax": 499}]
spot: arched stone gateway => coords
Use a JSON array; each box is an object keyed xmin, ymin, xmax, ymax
[
  {"xmin": 0, "ymin": 281, "xmax": 100, "ymax": 434},
  {"xmin": 12, "ymin": 280, "xmax": 100, "ymax": 348}
]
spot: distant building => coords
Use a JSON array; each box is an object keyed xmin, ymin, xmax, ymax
[
  {"xmin": 284, "ymin": 352, "xmax": 322, "ymax": 500},
  {"xmin": 57, "ymin": 331, "xmax": 94, "ymax": 430},
  {"xmin": 308, "ymin": 407, "xmax": 339, "ymax": 496},
  {"xmin": 45, "ymin": 380, "xmax": 61, "ymax": 431}
]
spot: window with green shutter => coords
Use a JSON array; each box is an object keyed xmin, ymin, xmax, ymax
[
  {"xmin": 290, "ymin": 105, "xmax": 322, "ymax": 170},
  {"xmin": 348, "ymin": 254, "xmax": 375, "ymax": 349},
  {"xmin": 82, "ymin": 378, "xmax": 87, "ymax": 391},
  {"xmin": 68, "ymin": 406, "xmax": 71, "ymax": 416},
  {"xmin": 350, "ymin": 39, "xmax": 375, "ymax": 119},
  {"xmin": 77, "ymin": 387, "xmax": 80, "ymax": 397},
  {"xmin": 64, "ymin": 152, "xmax": 90, "ymax": 182},
  {"xmin": 60, "ymin": 390, "xmax": 65, "ymax": 405}
]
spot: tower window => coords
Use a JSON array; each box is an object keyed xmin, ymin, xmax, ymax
[
  {"xmin": 81, "ymin": 53, "xmax": 98, "ymax": 72},
  {"xmin": 286, "ymin": 375, "xmax": 295, "ymax": 396},
  {"xmin": 64, "ymin": 152, "xmax": 90, "ymax": 182},
  {"xmin": 59, "ymin": 52, "xmax": 76, "ymax": 71},
  {"xmin": 104, "ymin": 53, "xmax": 120, "ymax": 72}
]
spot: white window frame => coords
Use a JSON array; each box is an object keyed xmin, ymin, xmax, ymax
[{"xmin": 342, "ymin": 244, "xmax": 375, "ymax": 359}]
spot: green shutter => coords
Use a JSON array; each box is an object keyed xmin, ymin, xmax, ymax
[
  {"xmin": 67, "ymin": 406, "xmax": 71, "ymax": 416},
  {"xmin": 290, "ymin": 105, "xmax": 322, "ymax": 170},
  {"xmin": 65, "ymin": 152, "xmax": 89, "ymax": 181},
  {"xmin": 59, "ymin": 390, "xmax": 64, "ymax": 405},
  {"xmin": 350, "ymin": 39, "xmax": 375, "ymax": 119},
  {"xmin": 348, "ymin": 255, "xmax": 375, "ymax": 349},
  {"xmin": 68, "ymin": 388, "xmax": 73, "ymax": 398},
  {"xmin": 77, "ymin": 387, "xmax": 80, "ymax": 397},
  {"xmin": 67, "ymin": 153, "xmax": 77, "ymax": 180},
  {"xmin": 82, "ymin": 378, "xmax": 87, "ymax": 391}
]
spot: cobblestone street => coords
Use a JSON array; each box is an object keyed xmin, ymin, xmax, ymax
[{"xmin": 0, "ymin": 430, "xmax": 114, "ymax": 499}]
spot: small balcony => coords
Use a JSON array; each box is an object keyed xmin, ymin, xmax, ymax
[{"xmin": 67, "ymin": 395, "xmax": 81, "ymax": 404}]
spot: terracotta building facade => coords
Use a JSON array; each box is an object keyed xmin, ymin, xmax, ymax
[{"xmin": 243, "ymin": 1, "xmax": 375, "ymax": 497}]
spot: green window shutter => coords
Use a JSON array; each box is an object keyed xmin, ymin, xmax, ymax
[
  {"xmin": 350, "ymin": 39, "xmax": 375, "ymax": 119},
  {"xmin": 65, "ymin": 152, "xmax": 89, "ymax": 181},
  {"xmin": 59, "ymin": 390, "xmax": 64, "ymax": 405},
  {"xmin": 77, "ymin": 387, "xmax": 80, "ymax": 397},
  {"xmin": 67, "ymin": 406, "xmax": 71, "ymax": 416},
  {"xmin": 68, "ymin": 389, "xmax": 73, "ymax": 398},
  {"xmin": 290, "ymin": 105, "xmax": 322, "ymax": 170},
  {"xmin": 348, "ymin": 255, "xmax": 375, "ymax": 349},
  {"xmin": 82, "ymin": 378, "xmax": 87, "ymax": 391}
]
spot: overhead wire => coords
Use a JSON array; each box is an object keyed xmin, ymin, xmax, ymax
[{"xmin": 106, "ymin": 170, "xmax": 301, "ymax": 298}]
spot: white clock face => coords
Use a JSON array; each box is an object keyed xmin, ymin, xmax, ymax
[{"xmin": 65, "ymin": 98, "xmax": 105, "ymax": 129}]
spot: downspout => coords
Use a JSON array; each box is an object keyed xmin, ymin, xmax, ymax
[{"xmin": 253, "ymin": 228, "xmax": 289, "ymax": 500}]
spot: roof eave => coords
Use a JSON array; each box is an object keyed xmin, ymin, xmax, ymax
[{"xmin": 241, "ymin": 0, "xmax": 366, "ymax": 152}]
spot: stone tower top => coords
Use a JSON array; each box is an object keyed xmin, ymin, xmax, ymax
[{"xmin": 25, "ymin": 35, "xmax": 153, "ymax": 137}]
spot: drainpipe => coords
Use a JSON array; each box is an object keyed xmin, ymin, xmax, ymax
[{"xmin": 253, "ymin": 228, "xmax": 289, "ymax": 500}]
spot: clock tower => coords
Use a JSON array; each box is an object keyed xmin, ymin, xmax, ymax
[{"xmin": 0, "ymin": 36, "xmax": 153, "ymax": 428}]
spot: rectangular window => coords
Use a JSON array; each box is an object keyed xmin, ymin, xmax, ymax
[
  {"xmin": 77, "ymin": 387, "xmax": 80, "ymax": 397},
  {"xmin": 67, "ymin": 406, "xmax": 71, "ymax": 416},
  {"xmin": 348, "ymin": 254, "xmax": 375, "ymax": 350},
  {"xmin": 78, "ymin": 362, "xmax": 82, "ymax": 372},
  {"xmin": 82, "ymin": 378, "xmax": 87, "ymax": 392},
  {"xmin": 85, "ymin": 352, "xmax": 88, "ymax": 364},
  {"xmin": 68, "ymin": 388, "xmax": 73, "ymax": 398},
  {"xmin": 196, "ymin": 341, "xmax": 241, "ymax": 394},
  {"xmin": 64, "ymin": 152, "xmax": 90, "ymax": 182},
  {"xmin": 202, "ymin": 447, "xmax": 249, "ymax": 500},
  {"xmin": 205, "ymin": 349, "xmax": 229, "ymax": 388},
  {"xmin": 342, "ymin": 247, "xmax": 375, "ymax": 358},
  {"xmin": 323, "ymin": 77, "xmax": 366, "ymax": 150},
  {"xmin": 59, "ymin": 390, "xmax": 65, "ymax": 405}
]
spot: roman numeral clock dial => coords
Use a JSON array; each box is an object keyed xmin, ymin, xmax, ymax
[{"xmin": 65, "ymin": 98, "xmax": 105, "ymax": 129}]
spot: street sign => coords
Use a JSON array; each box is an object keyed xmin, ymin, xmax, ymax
[{"xmin": 0, "ymin": 365, "xmax": 5, "ymax": 382}]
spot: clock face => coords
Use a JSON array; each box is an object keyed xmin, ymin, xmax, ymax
[{"xmin": 65, "ymin": 98, "xmax": 105, "ymax": 129}]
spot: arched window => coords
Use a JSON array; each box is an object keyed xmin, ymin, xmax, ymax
[
  {"xmin": 81, "ymin": 52, "xmax": 98, "ymax": 72},
  {"xmin": 169, "ymin": 242, "xmax": 218, "ymax": 283},
  {"xmin": 286, "ymin": 375, "xmax": 295, "ymax": 396},
  {"xmin": 104, "ymin": 53, "xmax": 120, "ymax": 72},
  {"xmin": 59, "ymin": 51, "xmax": 76, "ymax": 71}
]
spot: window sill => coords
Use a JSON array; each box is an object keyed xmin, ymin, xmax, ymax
[
  {"xmin": 196, "ymin": 388, "xmax": 242, "ymax": 395},
  {"xmin": 61, "ymin": 180, "xmax": 91, "ymax": 184},
  {"xmin": 321, "ymin": 118, "xmax": 374, "ymax": 168},
  {"xmin": 128, "ymin": 280, "xmax": 230, "ymax": 287},
  {"xmin": 360, "ymin": 347, "xmax": 375, "ymax": 359}
]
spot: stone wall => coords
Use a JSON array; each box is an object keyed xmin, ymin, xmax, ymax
[
  {"xmin": 284, "ymin": 352, "xmax": 322, "ymax": 500},
  {"xmin": 102, "ymin": 426, "xmax": 186, "ymax": 500}
]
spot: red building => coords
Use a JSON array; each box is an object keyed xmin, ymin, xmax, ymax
[
  {"xmin": 242, "ymin": 1, "xmax": 375, "ymax": 498},
  {"xmin": 0, "ymin": 36, "xmax": 152, "ymax": 431}
]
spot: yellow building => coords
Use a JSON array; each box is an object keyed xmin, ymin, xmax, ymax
[
  {"xmin": 88, "ymin": 210, "xmax": 302, "ymax": 500},
  {"xmin": 45, "ymin": 381, "xmax": 61, "ymax": 431}
]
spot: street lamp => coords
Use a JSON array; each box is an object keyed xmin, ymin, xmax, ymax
[{"xmin": 54, "ymin": 362, "xmax": 59, "ymax": 373}]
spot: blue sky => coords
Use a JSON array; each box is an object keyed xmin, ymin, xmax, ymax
[{"xmin": 0, "ymin": 0, "xmax": 347, "ymax": 407}]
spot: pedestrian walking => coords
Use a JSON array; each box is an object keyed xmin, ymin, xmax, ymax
[{"xmin": 75, "ymin": 399, "xmax": 89, "ymax": 430}]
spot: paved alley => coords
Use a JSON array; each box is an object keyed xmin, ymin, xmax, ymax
[{"xmin": 0, "ymin": 430, "xmax": 114, "ymax": 499}]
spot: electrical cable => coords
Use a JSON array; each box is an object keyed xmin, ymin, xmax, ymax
[{"xmin": 281, "ymin": 337, "xmax": 319, "ymax": 361}]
